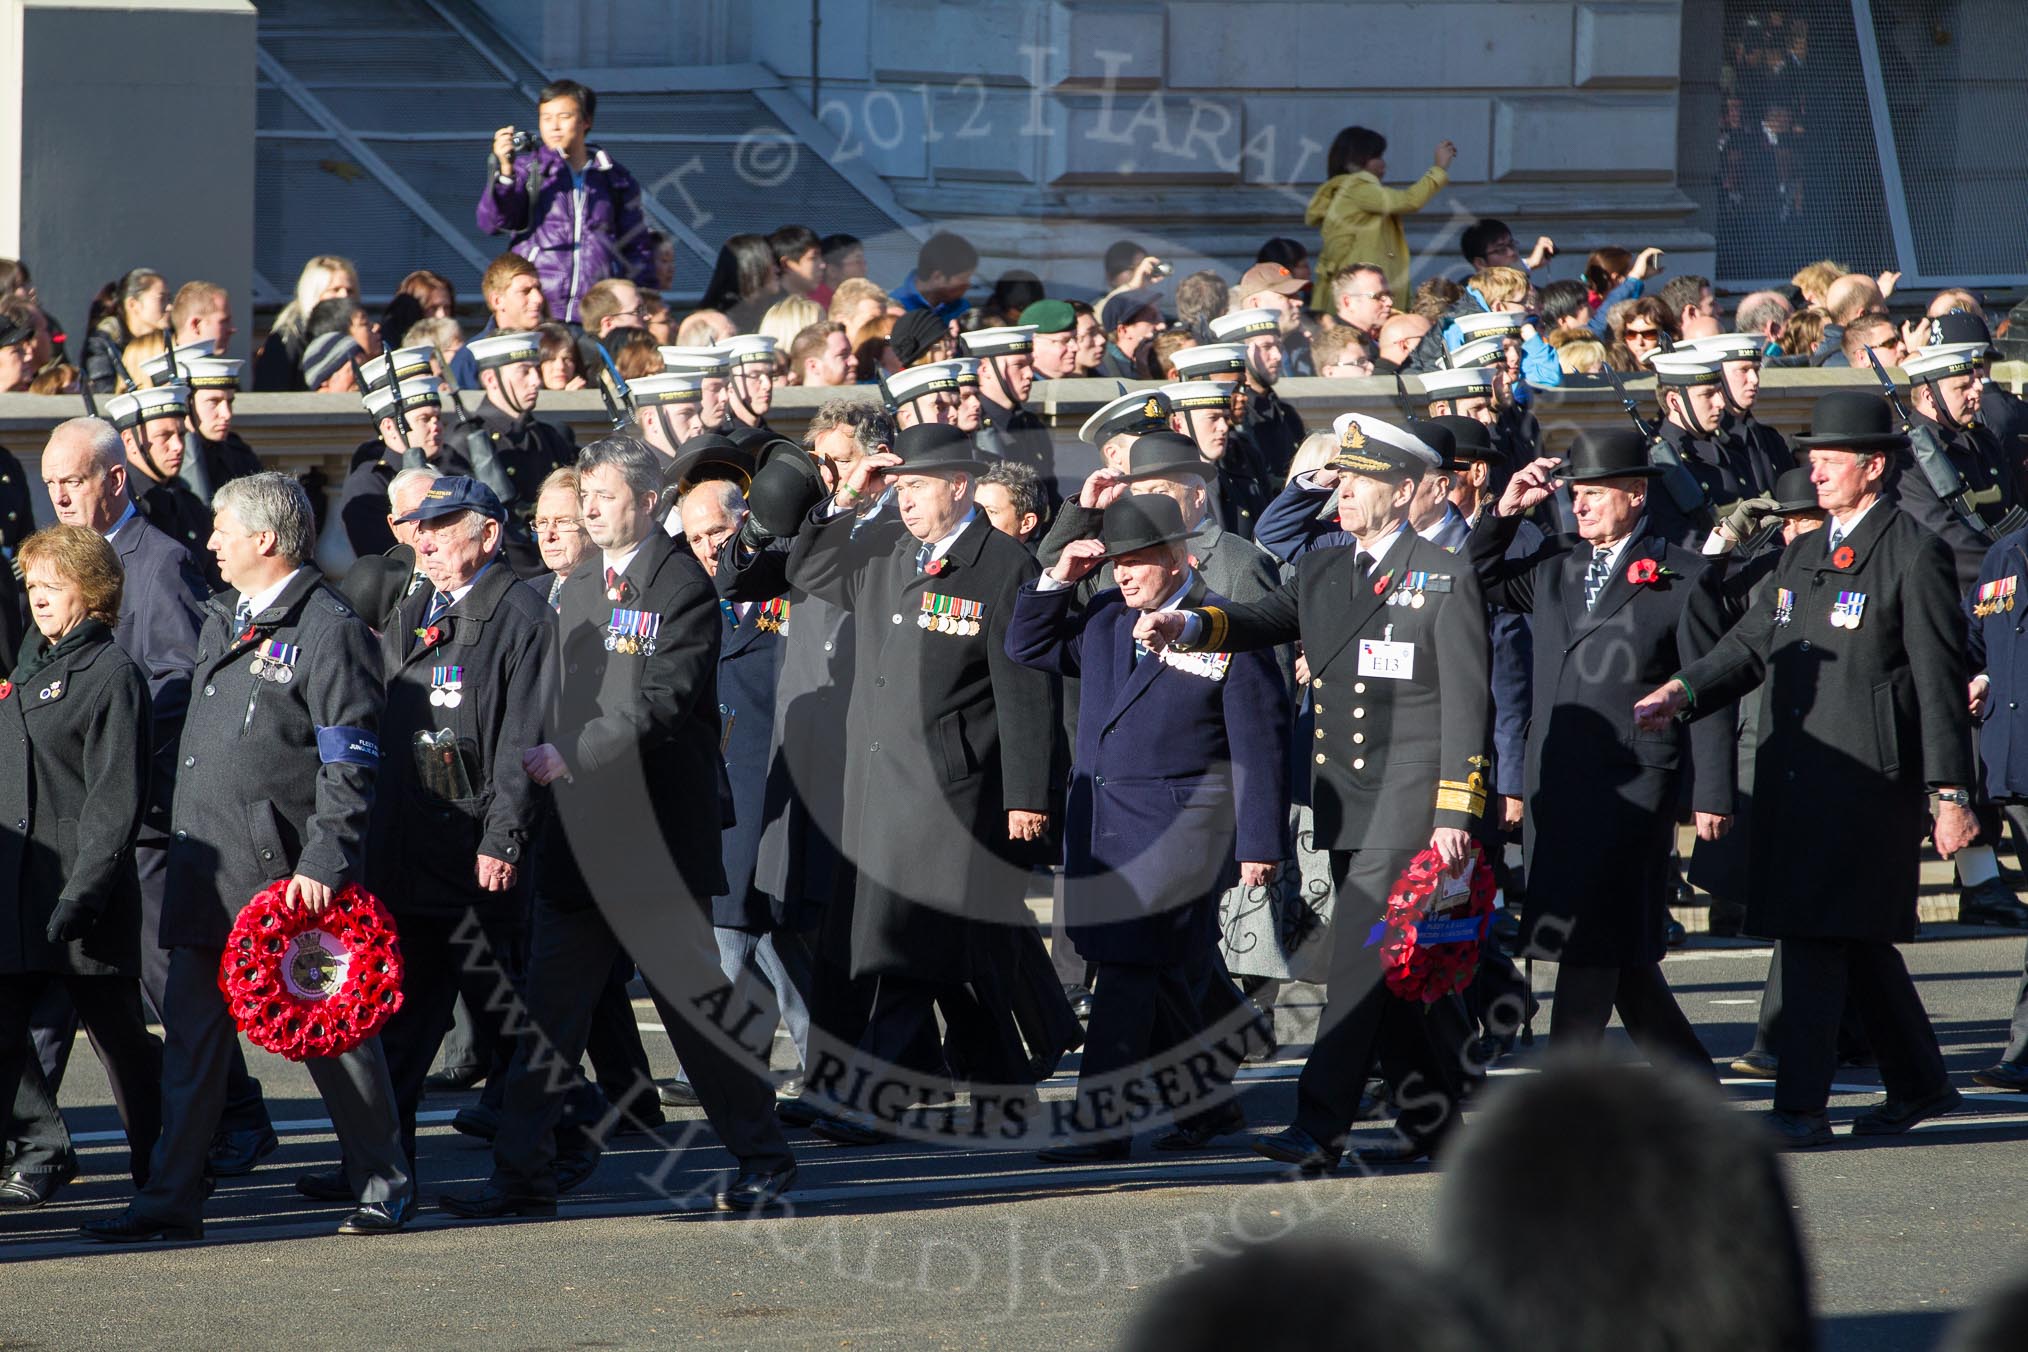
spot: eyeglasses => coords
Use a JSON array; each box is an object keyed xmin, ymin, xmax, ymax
[
  {"xmin": 532, "ymin": 518, "xmax": 583, "ymax": 534},
  {"xmin": 1625, "ymin": 327, "xmax": 1661, "ymax": 340},
  {"xmin": 1343, "ymin": 290, "xmax": 1390, "ymax": 302}
]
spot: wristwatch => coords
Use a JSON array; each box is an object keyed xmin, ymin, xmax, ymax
[{"xmin": 1937, "ymin": 788, "xmax": 1973, "ymax": 807}]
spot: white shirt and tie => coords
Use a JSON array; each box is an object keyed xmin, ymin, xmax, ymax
[
  {"xmin": 1582, "ymin": 532, "xmax": 1639, "ymax": 611},
  {"xmin": 234, "ymin": 568, "xmax": 305, "ymax": 631}
]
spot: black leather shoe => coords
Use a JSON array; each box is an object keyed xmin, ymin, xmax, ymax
[
  {"xmin": 337, "ymin": 1196, "xmax": 414, "ymax": 1234},
  {"xmin": 1972, "ymin": 1061, "xmax": 2028, "ymax": 1092},
  {"xmin": 776, "ymin": 1095, "xmax": 824, "ymax": 1128},
  {"xmin": 1958, "ymin": 879, "xmax": 2028, "ymax": 927},
  {"xmin": 1851, "ymin": 1086, "xmax": 1964, "ymax": 1136},
  {"xmin": 1665, "ymin": 917, "xmax": 1688, "ymax": 949},
  {"xmin": 809, "ymin": 1111, "xmax": 888, "ymax": 1146},
  {"xmin": 1153, "ymin": 1108, "xmax": 1246, "ymax": 1152},
  {"xmin": 775, "ymin": 1076, "xmax": 804, "ymax": 1100},
  {"xmin": 81, "ymin": 1209, "xmax": 203, "ymax": 1243},
  {"xmin": 440, "ymin": 1184, "xmax": 556, "ymax": 1219},
  {"xmin": 658, "ymin": 1080, "xmax": 702, "ymax": 1109},
  {"xmin": 451, "ymin": 1105, "xmax": 499, "ymax": 1141},
  {"xmin": 1730, "ymin": 1051, "xmax": 1778, "ymax": 1079},
  {"xmin": 716, "ymin": 1164, "xmax": 796, "ymax": 1212},
  {"xmin": 295, "ymin": 1170, "xmax": 353, "ymax": 1203},
  {"xmin": 553, "ymin": 1147, "xmax": 600, "ymax": 1194},
  {"xmin": 0, "ymin": 1161, "xmax": 78, "ymax": 1208},
  {"xmin": 1036, "ymin": 1140, "xmax": 1131, "ymax": 1164},
  {"xmin": 1251, "ymin": 1126, "xmax": 1340, "ymax": 1173},
  {"xmin": 1346, "ymin": 1134, "xmax": 1436, "ymax": 1167},
  {"xmin": 424, "ymin": 1066, "xmax": 485, "ymax": 1093},
  {"xmin": 206, "ymin": 1127, "xmax": 278, "ymax": 1178},
  {"xmin": 1765, "ymin": 1110, "xmax": 1834, "ymax": 1148}
]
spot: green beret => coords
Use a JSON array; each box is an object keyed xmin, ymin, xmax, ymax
[{"xmin": 1019, "ymin": 298, "xmax": 1076, "ymax": 334}]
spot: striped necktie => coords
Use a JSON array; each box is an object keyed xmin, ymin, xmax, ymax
[{"xmin": 1585, "ymin": 547, "xmax": 1613, "ymax": 610}]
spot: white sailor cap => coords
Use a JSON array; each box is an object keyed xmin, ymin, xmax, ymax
[
  {"xmin": 363, "ymin": 382, "xmax": 441, "ymax": 421},
  {"xmin": 1448, "ymin": 336, "xmax": 1509, "ymax": 369},
  {"xmin": 180, "ymin": 356, "xmax": 243, "ymax": 391},
  {"xmin": 1207, "ymin": 309, "xmax": 1280, "ymax": 342},
  {"xmin": 947, "ymin": 356, "xmax": 982, "ymax": 385},
  {"xmin": 468, "ymin": 329, "xmax": 542, "ymax": 370},
  {"xmin": 629, "ymin": 372, "xmax": 704, "ymax": 406},
  {"xmin": 1170, "ymin": 343, "xmax": 1248, "ymax": 378},
  {"xmin": 1159, "ymin": 381, "xmax": 1234, "ymax": 412},
  {"xmin": 1452, "ymin": 310, "xmax": 1526, "ymax": 342},
  {"xmin": 1903, "ymin": 343, "xmax": 1985, "ymax": 383},
  {"xmin": 139, "ymin": 341, "xmax": 219, "ymax": 386},
  {"xmin": 1680, "ymin": 332, "xmax": 1766, "ymax": 364},
  {"xmin": 107, "ymin": 383, "xmax": 190, "ymax": 430},
  {"xmin": 1648, "ymin": 351, "xmax": 1725, "ymax": 387},
  {"xmin": 1418, "ymin": 366, "xmax": 1497, "ymax": 402},
  {"xmin": 961, "ymin": 325, "xmax": 1036, "ymax": 358},
  {"xmin": 361, "ymin": 344, "xmax": 439, "ymax": 391},
  {"xmin": 715, "ymin": 335, "xmax": 778, "ymax": 368},
  {"xmin": 1328, "ymin": 412, "xmax": 1443, "ymax": 475},
  {"xmin": 658, "ymin": 345, "xmax": 730, "ymax": 378},
  {"xmin": 1078, "ymin": 388, "xmax": 1173, "ymax": 446},
  {"xmin": 886, "ymin": 361, "xmax": 965, "ymax": 405}
]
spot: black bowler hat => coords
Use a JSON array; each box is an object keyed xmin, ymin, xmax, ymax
[
  {"xmin": 669, "ymin": 432, "xmax": 756, "ymax": 491},
  {"xmin": 1406, "ymin": 419, "xmax": 1459, "ymax": 471},
  {"xmin": 890, "ymin": 308, "xmax": 952, "ymax": 367},
  {"xmin": 890, "ymin": 422, "xmax": 984, "ymax": 474},
  {"xmin": 397, "ymin": 475, "xmax": 508, "ymax": 523},
  {"xmin": 747, "ymin": 437, "xmax": 827, "ymax": 536},
  {"xmin": 1553, "ymin": 428, "xmax": 1662, "ymax": 482},
  {"xmin": 1427, "ymin": 414, "xmax": 1500, "ymax": 464},
  {"xmin": 1771, "ymin": 466, "xmax": 1823, "ymax": 515},
  {"xmin": 1121, "ymin": 430, "xmax": 1214, "ymax": 482},
  {"xmin": 1790, "ymin": 391, "xmax": 1909, "ymax": 453},
  {"xmin": 1098, "ymin": 493, "xmax": 1198, "ymax": 559}
]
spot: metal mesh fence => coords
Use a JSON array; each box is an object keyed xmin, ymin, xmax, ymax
[
  {"xmin": 1697, "ymin": 0, "xmax": 1899, "ymax": 282},
  {"xmin": 1871, "ymin": 0, "xmax": 2028, "ymax": 277}
]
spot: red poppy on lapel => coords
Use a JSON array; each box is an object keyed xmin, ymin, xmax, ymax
[
  {"xmin": 238, "ymin": 623, "xmax": 259, "ymax": 644},
  {"xmin": 1626, "ymin": 557, "xmax": 1676, "ymax": 587},
  {"xmin": 924, "ymin": 558, "xmax": 946, "ymax": 577},
  {"xmin": 0, "ymin": 680, "xmax": 11, "ymax": 701},
  {"xmin": 1373, "ymin": 570, "xmax": 1393, "ymax": 597},
  {"xmin": 1832, "ymin": 545, "xmax": 1855, "ymax": 570},
  {"xmin": 414, "ymin": 624, "xmax": 444, "ymax": 649}
]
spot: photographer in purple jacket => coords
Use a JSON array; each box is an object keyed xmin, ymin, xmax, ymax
[{"xmin": 477, "ymin": 80, "xmax": 654, "ymax": 326}]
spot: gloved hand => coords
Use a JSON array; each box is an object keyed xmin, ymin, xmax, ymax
[
  {"xmin": 1718, "ymin": 495, "xmax": 1780, "ymax": 544},
  {"xmin": 45, "ymin": 896, "xmax": 102, "ymax": 945}
]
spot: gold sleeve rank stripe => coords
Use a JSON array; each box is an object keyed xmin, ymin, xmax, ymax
[
  {"xmin": 1435, "ymin": 776, "xmax": 1487, "ymax": 816},
  {"xmin": 1195, "ymin": 606, "xmax": 1229, "ymax": 652}
]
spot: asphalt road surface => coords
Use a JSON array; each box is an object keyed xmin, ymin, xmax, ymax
[{"xmin": 4, "ymin": 930, "xmax": 2026, "ymax": 1352}]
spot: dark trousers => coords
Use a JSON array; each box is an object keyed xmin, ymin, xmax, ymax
[
  {"xmin": 1748, "ymin": 940, "xmax": 1874, "ymax": 1060},
  {"xmin": 1992, "ymin": 802, "xmax": 2028, "ymax": 1065},
  {"xmin": 376, "ymin": 906, "xmax": 526, "ymax": 1169},
  {"xmin": 10, "ymin": 842, "xmax": 268, "ymax": 1162},
  {"xmin": 491, "ymin": 894, "xmax": 792, "ymax": 1198},
  {"xmin": 585, "ymin": 955, "xmax": 659, "ymax": 1120},
  {"xmin": 436, "ymin": 996, "xmax": 489, "ymax": 1077},
  {"xmin": 1772, "ymin": 937, "xmax": 1948, "ymax": 1115},
  {"xmin": 0, "ymin": 973, "xmax": 162, "ymax": 1182},
  {"xmin": 1551, "ymin": 960, "xmax": 1712, "ymax": 1072},
  {"xmin": 1075, "ymin": 939, "xmax": 1244, "ymax": 1138},
  {"xmin": 1293, "ymin": 849, "xmax": 1474, "ymax": 1149},
  {"xmin": 135, "ymin": 945, "xmax": 410, "ymax": 1225}
]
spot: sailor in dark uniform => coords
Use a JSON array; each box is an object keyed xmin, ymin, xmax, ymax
[
  {"xmin": 337, "ymin": 351, "xmax": 468, "ymax": 565},
  {"xmin": 107, "ymin": 385, "xmax": 216, "ymax": 587},
  {"xmin": 962, "ymin": 325, "xmax": 1058, "ymax": 505},
  {"xmin": 1681, "ymin": 331, "xmax": 1792, "ymax": 496},
  {"xmin": 456, "ymin": 330, "xmax": 577, "ymax": 575},
  {"xmin": 1208, "ymin": 309, "xmax": 1305, "ymax": 480},
  {"xmin": 886, "ymin": 361, "xmax": 963, "ymax": 431},
  {"xmin": 717, "ymin": 334, "xmax": 780, "ymax": 445},
  {"xmin": 1643, "ymin": 351, "xmax": 1767, "ymax": 551},
  {"xmin": 658, "ymin": 344, "xmax": 733, "ymax": 433},
  {"xmin": 140, "ymin": 349, "xmax": 262, "ymax": 505},
  {"xmin": 1173, "ymin": 343, "xmax": 1275, "ymax": 540}
]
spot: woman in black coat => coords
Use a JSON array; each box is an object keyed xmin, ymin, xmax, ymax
[{"xmin": 0, "ymin": 525, "xmax": 162, "ymax": 1203}]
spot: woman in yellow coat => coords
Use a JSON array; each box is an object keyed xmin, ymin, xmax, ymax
[{"xmin": 1305, "ymin": 126, "xmax": 1457, "ymax": 311}]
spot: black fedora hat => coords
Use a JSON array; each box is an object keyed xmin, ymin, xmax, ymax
[
  {"xmin": 890, "ymin": 422, "xmax": 984, "ymax": 474},
  {"xmin": 747, "ymin": 437, "xmax": 827, "ymax": 536},
  {"xmin": 1406, "ymin": 418, "xmax": 1460, "ymax": 470},
  {"xmin": 1771, "ymin": 466, "xmax": 1823, "ymax": 515},
  {"xmin": 1553, "ymin": 427, "xmax": 1662, "ymax": 482},
  {"xmin": 1098, "ymin": 493, "xmax": 1198, "ymax": 559},
  {"xmin": 1790, "ymin": 391, "xmax": 1909, "ymax": 452},
  {"xmin": 1427, "ymin": 414, "xmax": 1501, "ymax": 464},
  {"xmin": 1121, "ymin": 430, "xmax": 1214, "ymax": 482}
]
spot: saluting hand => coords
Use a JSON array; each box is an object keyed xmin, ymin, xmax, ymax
[
  {"xmin": 1008, "ymin": 810, "xmax": 1048, "ymax": 843},
  {"xmin": 1633, "ymin": 679, "xmax": 1688, "ymax": 732},
  {"xmin": 1050, "ymin": 537, "xmax": 1108, "ymax": 585},
  {"xmin": 285, "ymin": 874, "xmax": 334, "ymax": 914},
  {"xmin": 1497, "ymin": 456, "xmax": 1561, "ymax": 518},
  {"xmin": 1133, "ymin": 610, "xmax": 1188, "ymax": 653},
  {"xmin": 837, "ymin": 450, "xmax": 901, "ymax": 509},
  {"xmin": 476, "ymin": 855, "xmax": 519, "ymax": 892}
]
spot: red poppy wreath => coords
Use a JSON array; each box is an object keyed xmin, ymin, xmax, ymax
[
  {"xmin": 218, "ymin": 882, "xmax": 404, "ymax": 1060},
  {"xmin": 1365, "ymin": 841, "xmax": 1498, "ymax": 1004}
]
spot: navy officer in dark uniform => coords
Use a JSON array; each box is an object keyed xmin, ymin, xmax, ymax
[
  {"xmin": 1007, "ymin": 494, "xmax": 1288, "ymax": 1161},
  {"xmin": 1137, "ymin": 413, "xmax": 1490, "ymax": 1170}
]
